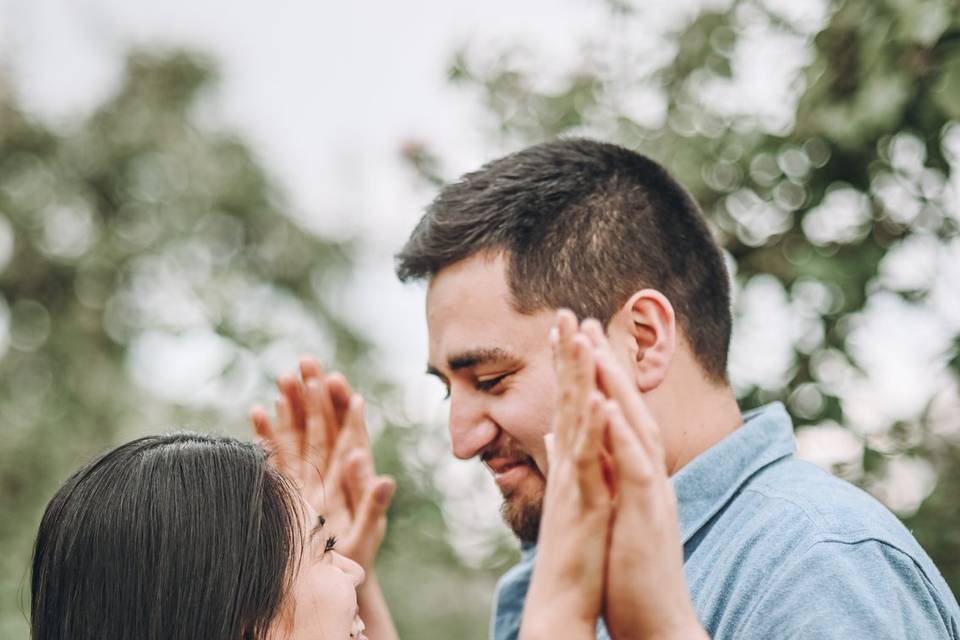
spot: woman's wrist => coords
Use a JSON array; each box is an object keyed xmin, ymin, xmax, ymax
[
  {"xmin": 520, "ymin": 612, "xmax": 595, "ymax": 640},
  {"xmin": 610, "ymin": 607, "xmax": 707, "ymax": 640}
]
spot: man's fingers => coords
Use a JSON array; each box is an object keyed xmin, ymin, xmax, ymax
[
  {"xmin": 573, "ymin": 391, "xmax": 608, "ymax": 500},
  {"xmin": 605, "ymin": 399, "xmax": 656, "ymax": 489},
  {"xmin": 543, "ymin": 433, "xmax": 556, "ymax": 474},
  {"xmin": 585, "ymin": 333, "xmax": 664, "ymax": 457},
  {"xmin": 552, "ymin": 309, "xmax": 580, "ymax": 453},
  {"xmin": 572, "ymin": 332, "xmax": 596, "ymax": 425}
]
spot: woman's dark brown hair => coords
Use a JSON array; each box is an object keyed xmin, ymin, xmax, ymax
[{"xmin": 31, "ymin": 432, "xmax": 303, "ymax": 640}]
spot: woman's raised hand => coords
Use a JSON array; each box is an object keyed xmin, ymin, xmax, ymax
[{"xmin": 249, "ymin": 357, "xmax": 395, "ymax": 573}]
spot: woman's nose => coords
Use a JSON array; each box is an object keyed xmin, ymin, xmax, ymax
[{"xmin": 333, "ymin": 552, "xmax": 365, "ymax": 587}]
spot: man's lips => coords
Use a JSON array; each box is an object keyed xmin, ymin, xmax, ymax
[
  {"xmin": 484, "ymin": 457, "xmax": 528, "ymax": 475},
  {"xmin": 484, "ymin": 456, "xmax": 539, "ymax": 488}
]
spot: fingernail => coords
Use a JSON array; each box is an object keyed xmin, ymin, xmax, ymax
[{"xmin": 375, "ymin": 482, "xmax": 394, "ymax": 503}]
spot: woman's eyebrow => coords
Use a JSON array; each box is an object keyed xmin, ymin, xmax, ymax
[{"xmin": 309, "ymin": 515, "xmax": 325, "ymax": 541}]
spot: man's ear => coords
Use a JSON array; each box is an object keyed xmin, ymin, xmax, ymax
[{"xmin": 609, "ymin": 289, "xmax": 676, "ymax": 392}]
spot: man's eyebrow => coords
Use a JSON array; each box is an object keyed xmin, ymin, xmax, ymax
[
  {"xmin": 426, "ymin": 348, "xmax": 519, "ymax": 378},
  {"xmin": 448, "ymin": 348, "xmax": 518, "ymax": 371}
]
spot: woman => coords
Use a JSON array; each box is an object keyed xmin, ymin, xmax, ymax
[{"xmin": 31, "ymin": 431, "xmax": 381, "ymax": 640}]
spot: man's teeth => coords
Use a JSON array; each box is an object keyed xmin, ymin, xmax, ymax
[{"xmin": 350, "ymin": 616, "xmax": 365, "ymax": 638}]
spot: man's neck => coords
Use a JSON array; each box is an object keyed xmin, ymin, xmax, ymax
[{"xmin": 650, "ymin": 359, "xmax": 743, "ymax": 476}]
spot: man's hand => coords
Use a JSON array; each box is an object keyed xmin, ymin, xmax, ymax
[
  {"xmin": 249, "ymin": 356, "xmax": 396, "ymax": 573},
  {"xmin": 520, "ymin": 311, "xmax": 614, "ymax": 640},
  {"xmin": 580, "ymin": 321, "xmax": 707, "ymax": 640}
]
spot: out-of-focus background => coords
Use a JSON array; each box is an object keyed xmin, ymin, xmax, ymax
[{"xmin": 1, "ymin": 0, "xmax": 959, "ymax": 637}]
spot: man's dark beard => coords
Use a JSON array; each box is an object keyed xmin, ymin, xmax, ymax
[
  {"xmin": 483, "ymin": 437, "xmax": 546, "ymax": 542},
  {"xmin": 500, "ymin": 484, "xmax": 544, "ymax": 543}
]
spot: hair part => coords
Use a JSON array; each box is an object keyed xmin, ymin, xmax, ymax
[
  {"xmin": 396, "ymin": 138, "xmax": 732, "ymax": 383},
  {"xmin": 31, "ymin": 432, "xmax": 305, "ymax": 640}
]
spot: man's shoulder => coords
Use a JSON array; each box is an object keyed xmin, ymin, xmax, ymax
[
  {"xmin": 690, "ymin": 455, "xmax": 931, "ymax": 581},
  {"xmin": 741, "ymin": 456, "xmax": 910, "ymax": 544},
  {"xmin": 690, "ymin": 457, "xmax": 960, "ymax": 637}
]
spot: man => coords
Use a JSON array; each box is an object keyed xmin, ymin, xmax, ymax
[{"xmin": 392, "ymin": 138, "xmax": 960, "ymax": 638}]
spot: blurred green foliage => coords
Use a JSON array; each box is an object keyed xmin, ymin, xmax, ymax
[
  {"xmin": 0, "ymin": 52, "xmax": 508, "ymax": 639},
  {"xmin": 2, "ymin": 0, "xmax": 960, "ymax": 637}
]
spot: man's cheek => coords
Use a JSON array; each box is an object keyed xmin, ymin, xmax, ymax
[{"xmin": 530, "ymin": 451, "xmax": 549, "ymax": 476}]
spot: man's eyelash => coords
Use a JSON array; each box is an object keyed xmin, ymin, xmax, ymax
[
  {"xmin": 439, "ymin": 373, "xmax": 511, "ymax": 400},
  {"xmin": 476, "ymin": 374, "xmax": 507, "ymax": 391},
  {"xmin": 324, "ymin": 536, "xmax": 337, "ymax": 553}
]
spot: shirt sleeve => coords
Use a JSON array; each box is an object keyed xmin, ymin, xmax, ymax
[{"xmin": 734, "ymin": 538, "xmax": 959, "ymax": 640}]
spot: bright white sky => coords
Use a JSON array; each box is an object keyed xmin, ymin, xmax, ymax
[
  {"xmin": 1, "ymin": 0, "xmax": 619, "ymax": 413},
  {"xmin": 1, "ymin": 0, "xmax": 625, "ymax": 560},
  {"xmin": 3, "ymin": 0, "xmax": 958, "ymax": 553}
]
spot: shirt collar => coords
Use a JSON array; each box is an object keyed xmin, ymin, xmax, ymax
[{"xmin": 672, "ymin": 402, "xmax": 796, "ymax": 545}]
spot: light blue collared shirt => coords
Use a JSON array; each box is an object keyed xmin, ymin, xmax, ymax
[{"xmin": 491, "ymin": 403, "xmax": 960, "ymax": 639}]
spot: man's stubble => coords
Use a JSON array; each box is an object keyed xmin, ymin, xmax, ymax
[{"xmin": 500, "ymin": 475, "xmax": 545, "ymax": 544}]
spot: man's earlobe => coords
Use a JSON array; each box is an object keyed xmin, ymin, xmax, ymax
[{"xmin": 623, "ymin": 289, "xmax": 676, "ymax": 392}]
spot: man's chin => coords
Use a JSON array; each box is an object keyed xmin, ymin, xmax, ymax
[{"xmin": 500, "ymin": 476, "xmax": 545, "ymax": 543}]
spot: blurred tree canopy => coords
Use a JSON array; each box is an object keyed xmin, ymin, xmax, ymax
[
  {"xmin": 0, "ymin": 52, "xmax": 506, "ymax": 639},
  {"xmin": 414, "ymin": 0, "xmax": 960, "ymax": 592},
  {"xmin": 3, "ymin": 0, "xmax": 960, "ymax": 638}
]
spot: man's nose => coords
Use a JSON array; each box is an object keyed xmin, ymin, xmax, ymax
[
  {"xmin": 333, "ymin": 552, "xmax": 365, "ymax": 588},
  {"xmin": 448, "ymin": 391, "xmax": 498, "ymax": 460}
]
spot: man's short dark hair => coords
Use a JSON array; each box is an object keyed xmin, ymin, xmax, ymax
[{"xmin": 396, "ymin": 138, "xmax": 732, "ymax": 383}]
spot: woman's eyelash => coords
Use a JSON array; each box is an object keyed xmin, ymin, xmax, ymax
[{"xmin": 324, "ymin": 536, "xmax": 337, "ymax": 553}]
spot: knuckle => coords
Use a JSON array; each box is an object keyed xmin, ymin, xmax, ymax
[{"xmin": 575, "ymin": 452, "xmax": 593, "ymax": 474}]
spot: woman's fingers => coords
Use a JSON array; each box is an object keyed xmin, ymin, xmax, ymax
[
  {"xmin": 304, "ymin": 379, "xmax": 331, "ymax": 472},
  {"xmin": 353, "ymin": 476, "xmax": 396, "ymax": 539},
  {"xmin": 325, "ymin": 372, "xmax": 353, "ymax": 427},
  {"xmin": 344, "ymin": 393, "xmax": 371, "ymax": 448},
  {"xmin": 341, "ymin": 475, "xmax": 396, "ymax": 570},
  {"xmin": 276, "ymin": 374, "xmax": 306, "ymax": 438},
  {"xmin": 249, "ymin": 404, "xmax": 274, "ymax": 446},
  {"xmin": 298, "ymin": 355, "xmax": 326, "ymax": 384},
  {"xmin": 297, "ymin": 356, "xmax": 340, "ymax": 461},
  {"xmin": 274, "ymin": 395, "xmax": 302, "ymax": 479},
  {"xmin": 343, "ymin": 448, "xmax": 374, "ymax": 513}
]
